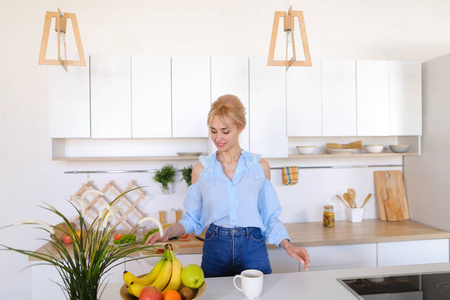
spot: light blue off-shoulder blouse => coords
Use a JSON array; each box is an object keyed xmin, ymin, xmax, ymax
[{"xmin": 178, "ymin": 150, "xmax": 290, "ymax": 247}]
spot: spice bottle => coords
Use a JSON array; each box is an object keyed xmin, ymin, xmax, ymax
[{"xmin": 323, "ymin": 205, "xmax": 335, "ymax": 227}]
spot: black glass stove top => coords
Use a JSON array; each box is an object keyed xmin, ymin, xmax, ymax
[{"xmin": 338, "ymin": 271, "xmax": 450, "ymax": 299}]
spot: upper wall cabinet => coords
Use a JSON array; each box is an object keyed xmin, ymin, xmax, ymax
[
  {"xmin": 322, "ymin": 59, "xmax": 357, "ymax": 136},
  {"xmin": 172, "ymin": 56, "xmax": 210, "ymax": 138},
  {"xmin": 91, "ymin": 55, "xmax": 131, "ymax": 138},
  {"xmin": 389, "ymin": 61, "xmax": 422, "ymax": 136},
  {"xmin": 131, "ymin": 55, "xmax": 172, "ymax": 138},
  {"xmin": 249, "ymin": 57, "xmax": 288, "ymax": 158},
  {"xmin": 211, "ymin": 56, "xmax": 249, "ymax": 150},
  {"xmin": 356, "ymin": 60, "xmax": 390, "ymax": 136},
  {"xmin": 48, "ymin": 65, "xmax": 90, "ymax": 138},
  {"xmin": 287, "ymin": 59, "xmax": 322, "ymax": 137}
]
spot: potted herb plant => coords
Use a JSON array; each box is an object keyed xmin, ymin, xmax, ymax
[
  {"xmin": 0, "ymin": 189, "xmax": 163, "ymax": 300},
  {"xmin": 181, "ymin": 165, "xmax": 193, "ymax": 187},
  {"xmin": 153, "ymin": 164, "xmax": 177, "ymax": 194}
]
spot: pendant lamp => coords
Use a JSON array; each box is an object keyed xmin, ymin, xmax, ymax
[
  {"xmin": 38, "ymin": 8, "xmax": 86, "ymax": 72},
  {"xmin": 268, "ymin": 6, "xmax": 312, "ymax": 69}
]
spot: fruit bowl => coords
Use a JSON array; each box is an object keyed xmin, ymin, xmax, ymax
[
  {"xmin": 139, "ymin": 243, "xmax": 180, "ymax": 266},
  {"xmin": 119, "ymin": 281, "xmax": 206, "ymax": 300},
  {"xmin": 51, "ymin": 222, "xmax": 77, "ymax": 240}
]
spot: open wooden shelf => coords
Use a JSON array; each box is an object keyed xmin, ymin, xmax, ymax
[{"xmin": 52, "ymin": 152, "xmax": 419, "ymax": 161}]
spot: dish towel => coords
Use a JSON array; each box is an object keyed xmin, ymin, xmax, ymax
[{"xmin": 282, "ymin": 166, "xmax": 300, "ymax": 185}]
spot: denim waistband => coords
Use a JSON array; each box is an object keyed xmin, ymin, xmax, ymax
[{"xmin": 209, "ymin": 223, "xmax": 260, "ymax": 237}]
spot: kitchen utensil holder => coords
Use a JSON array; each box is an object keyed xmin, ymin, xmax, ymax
[{"xmin": 347, "ymin": 208, "xmax": 364, "ymax": 223}]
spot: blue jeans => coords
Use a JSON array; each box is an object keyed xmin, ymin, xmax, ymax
[{"xmin": 200, "ymin": 224, "xmax": 272, "ymax": 277}]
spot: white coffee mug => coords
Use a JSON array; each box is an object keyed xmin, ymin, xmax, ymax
[{"xmin": 233, "ymin": 269, "xmax": 264, "ymax": 299}]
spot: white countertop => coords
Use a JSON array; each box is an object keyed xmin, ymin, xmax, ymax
[{"xmin": 101, "ymin": 263, "xmax": 450, "ymax": 300}]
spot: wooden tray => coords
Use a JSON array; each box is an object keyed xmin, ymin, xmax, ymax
[{"xmin": 120, "ymin": 282, "xmax": 206, "ymax": 300}]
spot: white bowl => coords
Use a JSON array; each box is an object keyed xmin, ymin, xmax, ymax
[
  {"xmin": 389, "ymin": 145, "xmax": 410, "ymax": 153},
  {"xmin": 296, "ymin": 146, "xmax": 316, "ymax": 155},
  {"xmin": 364, "ymin": 144, "xmax": 384, "ymax": 153}
]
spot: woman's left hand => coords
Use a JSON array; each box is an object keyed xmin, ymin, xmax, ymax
[{"xmin": 280, "ymin": 239, "xmax": 310, "ymax": 271}]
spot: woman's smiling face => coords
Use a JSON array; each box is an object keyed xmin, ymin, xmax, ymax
[{"xmin": 210, "ymin": 114, "xmax": 242, "ymax": 152}]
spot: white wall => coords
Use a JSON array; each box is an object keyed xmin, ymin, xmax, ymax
[
  {"xmin": 404, "ymin": 54, "xmax": 450, "ymax": 231},
  {"xmin": 1, "ymin": 0, "xmax": 450, "ymax": 298}
]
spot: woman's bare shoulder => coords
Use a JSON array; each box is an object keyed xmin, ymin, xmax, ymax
[
  {"xmin": 191, "ymin": 162, "xmax": 205, "ymax": 184},
  {"xmin": 259, "ymin": 158, "xmax": 271, "ymax": 180}
]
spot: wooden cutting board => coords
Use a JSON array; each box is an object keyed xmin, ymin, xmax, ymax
[
  {"xmin": 384, "ymin": 188, "xmax": 404, "ymax": 221},
  {"xmin": 374, "ymin": 171, "xmax": 409, "ymax": 221},
  {"xmin": 173, "ymin": 234, "xmax": 205, "ymax": 248}
]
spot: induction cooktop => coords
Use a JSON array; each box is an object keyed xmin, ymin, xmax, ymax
[{"xmin": 338, "ymin": 271, "xmax": 450, "ymax": 300}]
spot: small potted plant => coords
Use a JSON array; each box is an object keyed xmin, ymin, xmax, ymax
[
  {"xmin": 153, "ymin": 164, "xmax": 177, "ymax": 194},
  {"xmin": 181, "ymin": 165, "xmax": 193, "ymax": 187}
]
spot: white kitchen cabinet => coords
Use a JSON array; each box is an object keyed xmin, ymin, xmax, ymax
[
  {"xmin": 287, "ymin": 59, "xmax": 322, "ymax": 137},
  {"xmin": 322, "ymin": 59, "xmax": 357, "ymax": 136},
  {"xmin": 48, "ymin": 65, "xmax": 90, "ymax": 138},
  {"xmin": 356, "ymin": 60, "xmax": 390, "ymax": 136},
  {"xmin": 249, "ymin": 57, "xmax": 288, "ymax": 158},
  {"xmin": 302, "ymin": 243, "xmax": 377, "ymax": 272},
  {"xmin": 131, "ymin": 55, "xmax": 171, "ymax": 138},
  {"xmin": 91, "ymin": 54, "xmax": 132, "ymax": 138},
  {"xmin": 211, "ymin": 56, "xmax": 249, "ymax": 151},
  {"xmin": 172, "ymin": 55, "xmax": 211, "ymax": 138},
  {"xmin": 377, "ymin": 239, "xmax": 449, "ymax": 267},
  {"xmin": 389, "ymin": 61, "xmax": 422, "ymax": 136}
]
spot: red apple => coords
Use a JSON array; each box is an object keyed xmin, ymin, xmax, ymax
[{"xmin": 139, "ymin": 286, "xmax": 162, "ymax": 300}]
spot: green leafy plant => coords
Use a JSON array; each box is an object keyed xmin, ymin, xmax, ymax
[
  {"xmin": 113, "ymin": 233, "xmax": 136, "ymax": 245},
  {"xmin": 0, "ymin": 188, "xmax": 163, "ymax": 300},
  {"xmin": 153, "ymin": 164, "xmax": 177, "ymax": 191},
  {"xmin": 181, "ymin": 165, "xmax": 193, "ymax": 186}
]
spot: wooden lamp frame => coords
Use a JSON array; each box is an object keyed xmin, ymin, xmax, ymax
[
  {"xmin": 38, "ymin": 8, "xmax": 86, "ymax": 72},
  {"xmin": 268, "ymin": 6, "xmax": 312, "ymax": 69}
]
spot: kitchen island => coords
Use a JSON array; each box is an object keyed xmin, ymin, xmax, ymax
[
  {"xmin": 29, "ymin": 220, "xmax": 450, "ymax": 300},
  {"xmin": 100, "ymin": 262, "xmax": 450, "ymax": 299}
]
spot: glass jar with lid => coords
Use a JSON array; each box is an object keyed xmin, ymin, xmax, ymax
[{"xmin": 323, "ymin": 205, "xmax": 335, "ymax": 227}]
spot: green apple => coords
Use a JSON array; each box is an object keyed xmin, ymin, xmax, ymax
[{"xmin": 181, "ymin": 264, "xmax": 204, "ymax": 289}]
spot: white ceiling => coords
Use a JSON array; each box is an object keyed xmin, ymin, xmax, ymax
[
  {"xmin": 296, "ymin": 0, "xmax": 450, "ymax": 61},
  {"xmin": 2, "ymin": 0, "xmax": 450, "ymax": 65}
]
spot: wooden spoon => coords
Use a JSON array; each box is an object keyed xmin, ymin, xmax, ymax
[
  {"xmin": 336, "ymin": 194, "xmax": 349, "ymax": 208},
  {"xmin": 343, "ymin": 193, "xmax": 353, "ymax": 208},
  {"xmin": 360, "ymin": 193, "xmax": 372, "ymax": 208},
  {"xmin": 348, "ymin": 189, "xmax": 356, "ymax": 208}
]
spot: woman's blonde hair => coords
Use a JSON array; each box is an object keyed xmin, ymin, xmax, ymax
[{"xmin": 207, "ymin": 94, "xmax": 246, "ymax": 129}]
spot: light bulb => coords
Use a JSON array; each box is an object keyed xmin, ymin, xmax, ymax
[
  {"xmin": 55, "ymin": 31, "xmax": 66, "ymax": 44},
  {"xmin": 286, "ymin": 31, "xmax": 292, "ymax": 44}
]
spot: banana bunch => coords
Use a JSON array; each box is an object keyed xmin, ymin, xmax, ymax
[{"xmin": 124, "ymin": 243, "xmax": 183, "ymax": 298}]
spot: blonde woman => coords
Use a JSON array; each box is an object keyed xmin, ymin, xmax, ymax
[{"xmin": 146, "ymin": 94, "xmax": 310, "ymax": 277}]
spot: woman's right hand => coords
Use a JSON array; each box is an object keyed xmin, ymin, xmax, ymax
[
  {"xmin": 145, "ymin": 230, "xmax": 169, "ymax": 245},
  {"xmin": 144, "ymin": 223, "xmax": 186, "ymax": 245}
]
